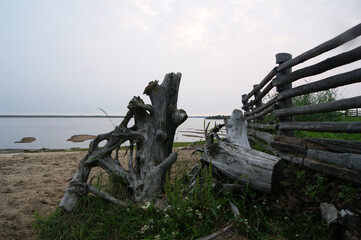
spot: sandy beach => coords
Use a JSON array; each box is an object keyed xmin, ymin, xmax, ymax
[{"xmin": 0, "ymin": 148, "xmax": 199, "ymax": 239}]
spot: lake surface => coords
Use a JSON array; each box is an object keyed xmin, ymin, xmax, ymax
[{"xmin": 0, "ymin": 117, "xmax": 225, "ymax": 150}]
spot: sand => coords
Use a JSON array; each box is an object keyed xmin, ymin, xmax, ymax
[{"xmin": 0, "ymin": 148, "xmax": 199, "ymax": 239}]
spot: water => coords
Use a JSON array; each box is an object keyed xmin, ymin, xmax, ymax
[{"xmin": 0, "ymin": 117, "xmax": 225, "ymax": 150}]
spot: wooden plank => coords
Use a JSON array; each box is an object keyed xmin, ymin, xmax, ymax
[
  {"xmin": 277, "ymin": 23, "xmax": 361, "ymax": 72},
  {"xmin": 248, "ymin": 123, "xmax": 276, "ymax": 130},
  {"xmin": 278, "ymin": 68, "xmax": 361, "ymax": 101},
  {"xmin": 273, "ymin": 45, "xmax": 361, "ymax": 86},
  {"xmin": 277, "ymin": 151, "xmax": 361, "ymax": 184},
  {"xmin": 275, "ymin": 135, "xmax": 361, "ymax": 154},
  {"xmin": 278, "ymin": 121, "xmax": 361, "ymax": 133},
  {"xmin": 274, "ymin": 96, "xmax": 361, "ymax": 117},
  {"xmin": 307, "ymin": 149, "xmax": 361, "ymax": 173},
  {"xmin": 248, "ymin": 129, "xmax": 274, "ymax": 144},
  {"xmin": 242, "ymin": 67, "xmax": 277, "ymax": 103}
]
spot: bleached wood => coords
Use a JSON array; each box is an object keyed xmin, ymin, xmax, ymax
[
  {"xmin": 203, "ymin": 109, "xmax": 283, "ymax": 193},
  {"xmin": 60, "ymin": 73, "xmax": 187, "ymax": 212}
]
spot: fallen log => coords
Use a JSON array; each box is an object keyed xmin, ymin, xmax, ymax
[{"xmin": 202, "ymin": 109, "xmax": 283, "ymax": 193}]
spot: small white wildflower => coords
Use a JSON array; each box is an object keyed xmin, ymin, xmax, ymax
[
  {"xmin": 253, "ymin": 205, "xmax": 257, "ymax": 209},
  {"xmin": 126, "ymin": 208, "xmax": 130, "ymax": 212},
  {"xmin": 216, "ymin": 205, "xmax": 221, "ymax": 209},
  {"xmin": 187, "ymin": 206, "xmax": 193, "ymax": 212},
  {"xmin": 284, "ymin": 216, "xmax": 288, "ymax": 220},
  {"xmin": 141, "ymin": 224, "xmax": 149, "ymax": 232},
  {"xmin": 149, "ymin": 218, "xmax": 154, "ymax": 224},
  {"xmin": 162, "ymin": 228, "xmax": 165, "ymax": 232},
  {"xmin": 141, "ymin": 201, "xmax": 152, "ymax": 210},
  {"xmin": 185, "ymin": 196, "xmax": 189, "ymax": 200},
  {"xmin": 172, "ymin": 231, "xmax": 177, "ymax": 237},
  {"xmin": 155, "ymin": 234, "xmax": 161, "ymax": 240}
]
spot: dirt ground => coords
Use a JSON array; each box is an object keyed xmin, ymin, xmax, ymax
[{"xmin": 0, "ymin": 148, "xmax": 199, "ymax": 240}]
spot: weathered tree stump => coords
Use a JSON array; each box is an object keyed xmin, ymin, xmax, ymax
[
  {"xmin": 60, "ymin": 73, "xmax": 188, "ymax": 212},
  {"xmin": 202, "ymin": 109, "xmax": 283, "ymax": 193}
]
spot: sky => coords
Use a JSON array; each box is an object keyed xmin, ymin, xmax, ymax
[{"xmin": 0, "ymin": 0, "xmax": 360, "ymax": 116}]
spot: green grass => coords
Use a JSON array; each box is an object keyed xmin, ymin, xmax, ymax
[{"xmin": 32, "ymin": 158, "xmax": 354, "ymax": 240}]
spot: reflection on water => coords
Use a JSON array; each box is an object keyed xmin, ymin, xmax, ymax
[{"xmin": 0, "ymin": 117, "xmax": 226, "ymax": 150}]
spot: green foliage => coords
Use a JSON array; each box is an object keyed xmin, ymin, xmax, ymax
[
  {"xmin": 293, "ymin": 89, "xmax": 343, "ymax": 122},
  {"xmin": 337, "ymin": 183, "xmax": 359, "ymax": 205}
]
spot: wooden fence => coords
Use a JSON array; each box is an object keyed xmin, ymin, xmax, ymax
[{"xmin": 241, "ymin": 23, "xmax": 361, "ymax": 184}]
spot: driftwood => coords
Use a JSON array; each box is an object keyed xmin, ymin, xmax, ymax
[
  {"xmin": 60, "ymin": 73, "xmax": 188, "ymax": 212},
  {"xmin": 320, "ymin": 202, "xmax": 361, "ymax": 239},
  {"xmin": 201, "ymin": 109, "xmax": 283, "ymax": 193}
]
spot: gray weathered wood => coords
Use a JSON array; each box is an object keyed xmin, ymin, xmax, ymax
[
  {"xmin": 271, "ymin": 141, "xmax": 306, "ymax": 155},
  {"xmin": 307, "ymin": 149, "xmax": 361, "ymax": 173},
  {"xmin": 274, "ymin": 96, "xmax": 361, "ymax": 117},
  {"xmin": 242, "ymin": 67, "xmax": 277, "ymax": 103},
  {"xmin": 243, "ymin": 82, "xmax": 273, "ymax": 109},
  {"xmin": 320, "ymin": 203, "xmax": 338, "ymax": 226},
  {"xmin": 248, "ymin": 123, "xmax": 276, "ymax": 130},
  {"xmin": 247, "ymin": 135, "xmax": 277, "ymax": 155},
  {"xmin": 275, "ymin": 53, "xmax": 293, "ymax": 137},
  {"xmin": 278, "ymin": 121, "xmax": 361, "ymax": 133},
  {"xmin": 60, "ymin": 73, "xmax": 188, "ymax": 212},
  {"xmin": 202, "ymin": 109, "xmax": 283, "ymax": 194},
  {"xmin": 246, "ymin": 105, "xmax": 274, "ymax": 121},
  {"xmin": 277, "ymin": 23, "xmax": 361, "ymax": 72},
  {"xmin": 278, "ymin": 68, "xmax": 361, "ymax": 101},
  {"xmin": 305, "ymin": 137, "xmax": 361, "ymax": 154},
  {"xmin": 273, "ymin": 46, "xmax": 361, "ymax": 86},
  {"xmin": 248, "ymin": 128, "xmax": 275, "ymax": 144},
  {"xmin": 274, "ymin": 135, "xmax": 361, "ymax": 154},
  {"xmin": 244, "ymin": 97, "xmax": 277, "ymax": 116},
  {"xmin": 224, "ymin": 109, "xmax": 250, "ymax": 148},
  {"xmin": 277, "ymin": 151, "xmax": 361, "ymax": 184}
]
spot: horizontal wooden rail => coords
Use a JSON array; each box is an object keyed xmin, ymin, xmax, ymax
[
  {"xmin": 246, "ymin": 105, "xmax": 275, "ymax": 121},
  {"xmin": 278, "ymin": 152, "xmax": 361, "ymax": 184},
  {"xmin": 243, "ymin": 82, "xmax": 274, "ymax": 109},
  {"xmin": 273, "ymin": 45, "xmax": 361, "ymax": 86},
  {"xmin": 278, "ymin": 68, "xmax": 361, "ymax": 101},
  {"xmin": 248, "ymin": 123, "xmax": 276, "ymax": 130},
  {"xmin": 277, "ymin": 23, "xmax": 361, "ymax": 72},
  {"xmin": 242, "ymin": 67, "xmax": 277, "ymax": 103},
  {"xmin": 274, "ymin": 135, "xmax": 361, "ymax": 154},
  {"xmin": 272, "ymin": 141, "xmax": 361, "ymax": 173},
  {"xmin": 308, "ymin": 149, "xmax": 361, "ymax": 173},
  {"xmin": 274, "ymin": 96, "xmax": 361, "ymax": 117},
  {"xmin": 278, "ymin": 121, "xmax": 361, "ymax": 133},
  {"xmin": 248, "ymin": 129, "xmax": 274, "ymax": 144}
]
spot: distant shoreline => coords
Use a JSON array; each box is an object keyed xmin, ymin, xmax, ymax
[{"xmin": 0, "ymin": 115, "xmax": 207, "ymax": 118}]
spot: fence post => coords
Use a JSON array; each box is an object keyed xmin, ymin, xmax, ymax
[
  {"xmin": 253, "ymin": 84, "xmax": 262, "ymax": 108},
  {"xmin": 242, "ymin": 94, "xmax": 249, "ymax": 112},
  {"xmin": 275, "ymin": 53, "xmax": 293, "ymax": 136}
]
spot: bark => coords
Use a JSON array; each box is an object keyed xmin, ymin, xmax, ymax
[
  {"xmin": 60, "ymin": 72, "xmax": 188, "ymax": 212},
  {"xmin": 202, "ymin": 109, "xmax": 283, "ymax": 194}
]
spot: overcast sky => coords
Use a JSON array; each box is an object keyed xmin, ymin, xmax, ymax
[{"xmin": 1, "ymin": 0, "xmax": 360, "ymax": 116}]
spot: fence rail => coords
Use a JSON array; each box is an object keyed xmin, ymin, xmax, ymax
[{"xmin": 241, "ymin": 23, "xmax": 361, "ymax": 184}]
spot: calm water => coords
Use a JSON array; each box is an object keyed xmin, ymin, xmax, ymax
[{"xmin": 0, "ymin": 117, "xmax": 224, "ymax": 150}]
